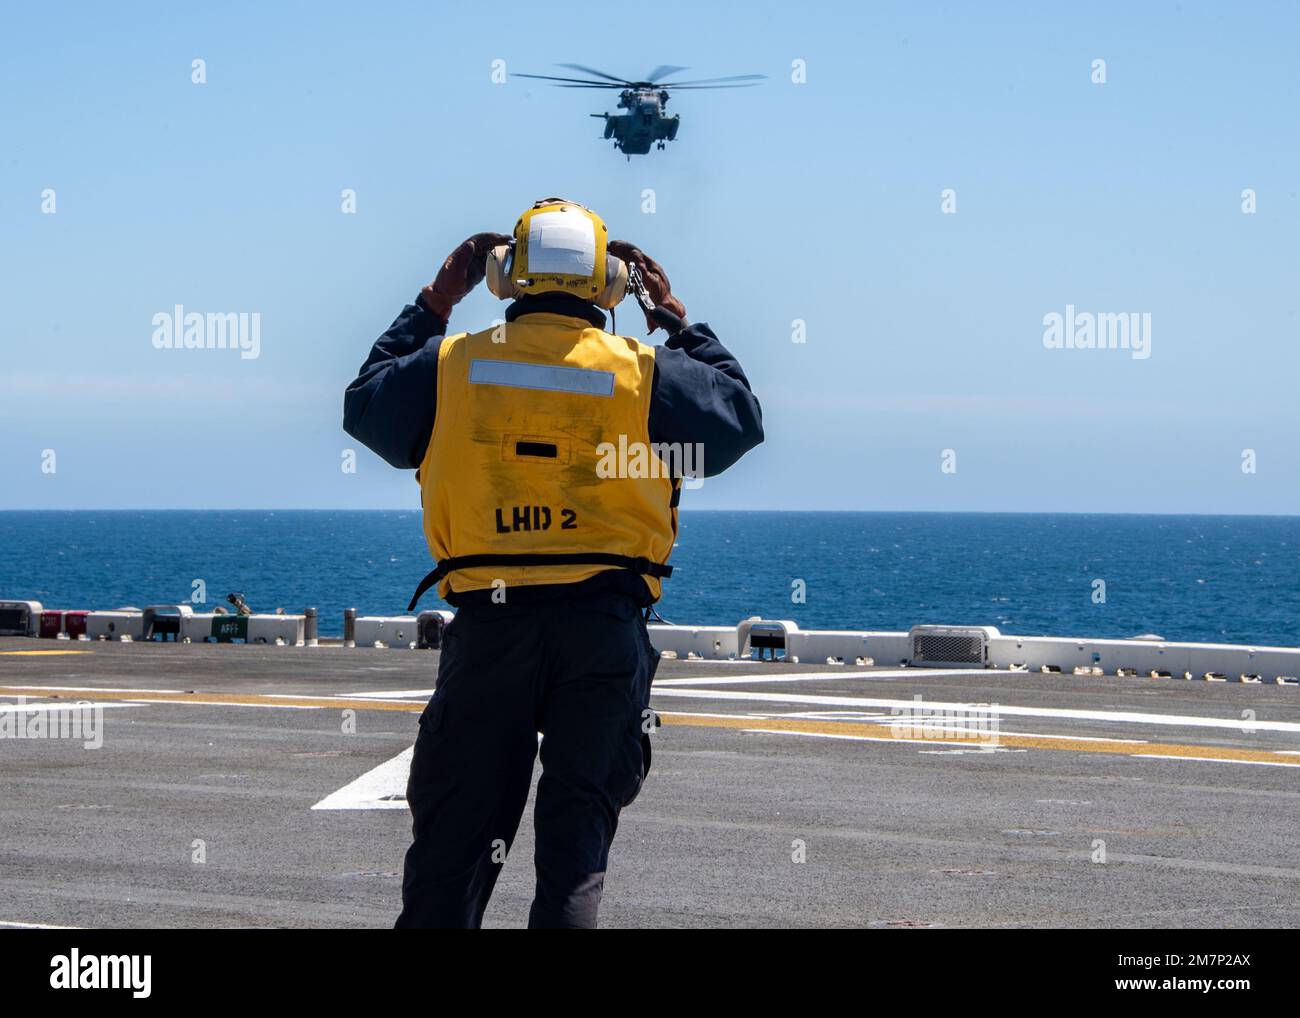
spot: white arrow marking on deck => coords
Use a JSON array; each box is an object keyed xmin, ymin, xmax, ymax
[
  {"xmin": 311, "ymin": 747, "xmax": 412, "ymax": 810},
  {"xmin": 314, "ymin": 731, "xmax": 554, "ymax": 811}
]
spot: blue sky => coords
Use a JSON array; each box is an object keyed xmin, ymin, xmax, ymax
[{"xmin": 1, "ymin": 0, "xmax": 1297, "ymax": 511}]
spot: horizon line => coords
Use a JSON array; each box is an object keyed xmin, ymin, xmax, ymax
[{"xmin": 4, "ymin": 507, "xmax": 1300, "ymax": 519}]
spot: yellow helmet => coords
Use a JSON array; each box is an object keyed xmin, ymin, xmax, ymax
[{"xmin": 486, "ymin": 198, "xmax": 629, "ymax": 309}]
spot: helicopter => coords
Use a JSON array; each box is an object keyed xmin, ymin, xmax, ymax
[{"xmin": 515, "ymin": 64, "xmax": 766, "ymax": 158}]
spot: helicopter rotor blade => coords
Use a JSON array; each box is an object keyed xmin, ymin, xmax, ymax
[
  {"xmin": 659, "ymin": 74, "xmax": 768, "ymax": 87},
  {"xmin": 515, "ymin": 72, "xmax": 628, "ymax": 87},
  {"xmin": 645, "ymin": 65, "xmax": 690, "ymax": 84},
  {"xmin": 660, "ymin": 83, "xmax": 764, "ymax": 90},
  {"xmin": 556, "ymin": 63, "xmax": 637, "ymax": 85}
]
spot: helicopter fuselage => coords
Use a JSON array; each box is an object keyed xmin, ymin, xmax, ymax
[{"xmin": 593, "ymin": 88, "xmax": 680, "ymax": 156}]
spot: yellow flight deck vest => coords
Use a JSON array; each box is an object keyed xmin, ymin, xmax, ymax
[{"xmin": 412, "ymin": 312, "xmax": 678, "ymax": 606}]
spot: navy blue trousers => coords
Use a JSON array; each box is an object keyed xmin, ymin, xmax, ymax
[{"xmin": 394, "ymin": 595, "xmax": 658, "ymax": 929}]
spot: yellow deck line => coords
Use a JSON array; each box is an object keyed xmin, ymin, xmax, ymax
[{"xmin": 1, "ymin": 685, "xmax": 1295, "ymax": 766}]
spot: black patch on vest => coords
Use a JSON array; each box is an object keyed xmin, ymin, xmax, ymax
[{"xmin": 516, "ymin": 441, "xmax": 558, "ymax": 459}]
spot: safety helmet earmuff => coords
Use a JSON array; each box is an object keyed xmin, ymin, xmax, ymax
[{"xmin": 486, "ymin": 198, "xmax": 628, "ymax": 309}]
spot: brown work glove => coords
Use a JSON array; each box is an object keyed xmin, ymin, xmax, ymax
[
  {"xmin": 419, "ymin": 232, "xmax": 511, "ymax": 320},
  {"xmin": 608, "ymin": 240, "xmax": 688, "ymax": 334}
]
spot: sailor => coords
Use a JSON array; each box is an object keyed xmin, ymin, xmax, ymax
[{"xmin": 343, "ymin": 198, "xmax": 763, "ymax": 928}]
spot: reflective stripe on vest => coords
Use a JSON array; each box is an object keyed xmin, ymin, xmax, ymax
[{"xmin": 415, "ymin": 312, "xmax": 678, "ymax": 604}]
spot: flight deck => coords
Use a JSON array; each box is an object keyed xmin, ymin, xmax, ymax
[{"xmin": 3, "ymin": 635, "xmax": 1298, "ymax": 929}]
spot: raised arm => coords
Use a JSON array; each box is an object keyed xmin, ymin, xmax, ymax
[
  {"xmin": 649, "ymin": 323, "xmax": 764, "ymax": 476},
  {"xmin": 607, "ymin": 240, "xmax": 764, "ymax": 477},
  {"xmin": 341, "ymin": 232, "xmax": 509, "ymax": 470},
  {"xmin": 342, "ymin": 301, "xmax": 447, "ymax": 469}
]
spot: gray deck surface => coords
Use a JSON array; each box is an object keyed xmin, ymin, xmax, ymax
[{"xmin": 2, "ymin": 636, "xmax": 1298, "ymax": 928}]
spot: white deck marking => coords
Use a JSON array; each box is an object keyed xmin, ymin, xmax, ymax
[
  {"xmin": 650, "ymin": 687, "xmax": 1300, "ymax": 735},
  {"xmin": 311, "ymin": 748, "xmax": 412, "ymax": 810},
  {"xmin": 653, "ymin": 670, "xmax": 980, "ymax": 686},
  {"xmin": 1132, "ymin": 754, "xmax": 1300, "ymax": 768},
  {"xmin": 1, "ymin": 685, "xmax": 407, "ymax": 707},
  {"xmin": 0, "ymin": 701, "xmax": 134, "ymax": 714},
  {"xmin": 347, "ymin": 670, "xmax": 977, "ymax": 696},
  {"xmin": 0, "ymin": 920, "xmax": 80, "ymax": 929},
  {"xmin": 0, "ymin": 684, "xmax": 179, "ymax": 693},
  {"xmin": 750, "ymin": 727, "xmax": 1029, "ymax": 754},
  {"xmin": 342, "ymin": 689, "xmax": 434, "ymax": 701},
  {"xmin": 731, "ymin": 716, "xmax": 1151, "ymax": 746},
  {"xmin": 123, "ymin": 698, "xmax": 323, "ymax": 711},
  {"xmin": 759, "ymin": 709, "xmax": 1150, "ymax": 744},
  {"xmin": 740, "ymin": 728, "xmax": 902, "ymax": 745}
]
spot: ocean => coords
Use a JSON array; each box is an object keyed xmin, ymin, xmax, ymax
[{"xmin": 1, "ymin": 510, "xmax": 1298, "ymax": 645}]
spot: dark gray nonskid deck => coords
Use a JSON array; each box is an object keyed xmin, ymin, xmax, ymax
[{"xmin": 2, "ymin": 638, "xmax": 1298, "ymax": 928}]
